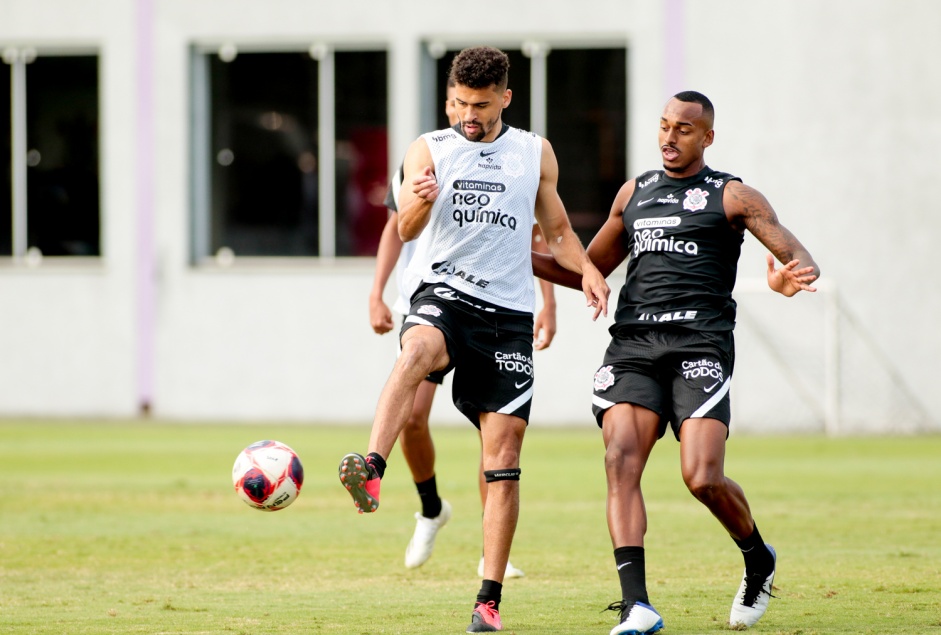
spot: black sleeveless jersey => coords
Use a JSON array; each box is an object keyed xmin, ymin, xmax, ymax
[{"xmin": 613, "ymin": 166, "xmax": 744, "ymax": 333}]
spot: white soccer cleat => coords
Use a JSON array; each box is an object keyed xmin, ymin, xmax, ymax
[
  {"xmin": 606, "ymin": 601, "xmax": 664, "ymax": 635},
  {"xmin": 404, "ymin": 499, "xmax": 452, "ymax": 568},
  {"xmin": 477, "ymin": 556, "xmax": 525, "ymax": 579},
  {"xmin": 729, "ymin": 544, "xmax": 777, "ymax": 628}
]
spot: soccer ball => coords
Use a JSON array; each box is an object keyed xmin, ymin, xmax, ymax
[{"xmin": 232, "ymin": 440, "xmax": 304, "ymax": 511}]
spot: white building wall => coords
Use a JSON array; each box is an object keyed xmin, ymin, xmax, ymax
[{"xmin": 0, "ymin": 0, "xmax": 937, "ymax": 432}]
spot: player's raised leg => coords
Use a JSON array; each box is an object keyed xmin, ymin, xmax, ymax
[{"xmin": 339, "ymin": 324, "xmax": 449, "ymax": 513}]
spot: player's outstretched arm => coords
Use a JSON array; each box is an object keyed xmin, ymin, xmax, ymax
[
  {"xmin": 369, "ymin": 212, "xmax": 402, "ymax": 334},
  {"xmin": 397, "ymin": 138, "xmax": 437, "ymax": 242},
  {"xmin": 724, "ymin": 180, "xmax": 821, "ymax": 297},
  {"xmin": 534, "ymin": 139, "xmax": 610, "ymax": 320},
  {"xmin": 531, "ymin": 251, "xmax": 581, "ymax": 289},
  {"xmin": 532, "ymin": 178, "xmax": 633, "ymax": 283}
]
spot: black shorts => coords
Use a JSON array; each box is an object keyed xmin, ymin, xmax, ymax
[
  {"xmin": 591, "ymin": 327, "xmax": 735, "ymax": 440},
  {"xmin": 398, "ymin": 316, "xmax": 445, "ymax": 385},
  {"xmin": 402, "ymin": 283, "xmax": 534, "ymax": 427}
]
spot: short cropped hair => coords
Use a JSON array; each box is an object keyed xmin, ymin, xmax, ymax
[
  {"xmin": 673, "ymin": 90, "xmax": 715, "ymax": 126},
  {"xmin": 448, "ymin": 46, "xmax": 510, "ymax": 91}
]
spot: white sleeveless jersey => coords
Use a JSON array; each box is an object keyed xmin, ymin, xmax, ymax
[{"xmin": 402, "ymin": 125, "xmax": 543, "ymax": 313}]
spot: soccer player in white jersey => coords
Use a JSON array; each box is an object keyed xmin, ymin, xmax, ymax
[
  {"xmin": 342, "ymin": 46, "xmax": 609, "ymax": 633},
  {"xmin": 368, "ymin": 80, "xmax": 556, "ymax": 578}
]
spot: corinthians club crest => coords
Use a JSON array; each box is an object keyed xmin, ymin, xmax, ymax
[
  {"xmin": 683, "ymin": 188, "xmax": 709, "ymax": 212},
  {"xmin": 593, "ymin": 365, "xmax": 615, "ymax": 392},
  {"xmin": 502, "ymin": 152, "xmax": 524, "ymax": 178}
]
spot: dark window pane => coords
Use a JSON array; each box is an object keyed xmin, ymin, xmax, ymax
[
  {"xmin": 547, "ymin": 48, "xmax": 626, "ymax": 245},
  {"xmin": 435, "ymin": 49, "xmax": 530, "ymax": 132},
  {"xmin": 0, "ymin": 62, "xmax": 11, "ymax": 255},
  {"xmin": 210, "ymin": 52, "xmax": 319, "ymax": 256},
  {"xmin": 25, "ymin": 55, "xmax": 100, "ymax": 256},
  {"xmin": 334, "ymin": 51, "xmax": 387, "ymax": 257}
]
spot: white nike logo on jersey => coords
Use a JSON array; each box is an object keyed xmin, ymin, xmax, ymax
[
  {"xmin": 515, "ymin": 379, "xmax": 532, "ymax": 389},
  {"xmin": 638, "ymin": 198, "xmax": 654, "ymax": 206},
  {"xmin": 704, "ymin": 380, "xmax": 721, "ymax": 393}
]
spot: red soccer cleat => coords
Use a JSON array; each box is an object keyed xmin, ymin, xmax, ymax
[
  {"xmin": 466, "ymin": 601, "xmax": 502, "ymax": 632},
  {"xmin": 338, "ymin": 453, "xmax": 380, "ymax": 513}
]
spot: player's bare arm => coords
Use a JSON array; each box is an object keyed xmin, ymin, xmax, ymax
[
  {"xmin": 369, "ymin": 212, "xmax": 403, "ymax": 334},
  {"xmin": 724, "ymin": 180, "xmax": 821, "ymax": 297},
  {"xmin": 397, "ymin": 138, "xmax": 438, "ymax": 242},
  {"xmin": 533, "ymin": 138, "xmax": 610, "ymax": 319},
  {"xmin": 585, "ymin": 180, "xmax": 634, "ymax": 278},
  {"xmin": 531, "ymin": 226, "xmax": 557, "ymax": 350},
  {"xmin": 532, "ymin": 179, "xmax": 633, "ymax": 288}
]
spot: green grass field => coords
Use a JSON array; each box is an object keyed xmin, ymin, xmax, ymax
[{"xmin": 1, "ymin": 421, "xmax": 939, "ymax": 634}]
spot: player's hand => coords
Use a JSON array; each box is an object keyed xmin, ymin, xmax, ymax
[
  {"xmin": 533, "ymin": 305, "xmax": 557, "ymax": 350},
  {"xmin": 582, "ymin": 265, "xmax": 610, "ymax": 321},
  {"xmin": 766, "ymin": 253, "xmax": 817, "ymax": 297},
  {"xmin": 412, "ymin": 166, "xmax": 439, "ymax": 202},
  {"xmin": 369, "ymin": 296, "xmax": 394, "ymax": 334}
]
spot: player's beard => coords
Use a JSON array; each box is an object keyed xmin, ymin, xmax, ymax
[{"xmin": 462, "ymin": 117, "xmax": 495, "ymax": 142}]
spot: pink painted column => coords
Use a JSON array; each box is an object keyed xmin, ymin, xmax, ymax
[
  {"xmin": 664, "ymin": 0, "xmax": 686, "ymax": 98},
  {"xmin": 135, "ymin": 0, "xmax": 156, "ymax": 415}
]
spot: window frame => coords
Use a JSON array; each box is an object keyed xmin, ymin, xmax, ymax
[
  {"xmin": 188, "ymin": 41, "xmax": 389, "ymax": 266},
  {"xmin": 0, "ymin": 46, "xmax": 101, "ymax": 265}
]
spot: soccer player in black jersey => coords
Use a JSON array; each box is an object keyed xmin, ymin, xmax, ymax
[{"xmin": 533, "ymin": 91, "xmax": 820, "ymax": 634}]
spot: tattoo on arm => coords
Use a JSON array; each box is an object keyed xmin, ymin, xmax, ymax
[{"xmin": 733, "ymin": 184, "xmax": 802, "ymax": 262}]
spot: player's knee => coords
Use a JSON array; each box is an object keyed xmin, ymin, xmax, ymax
[
  {"xmin": 398, "ymin": 337, "xmax": 428, "ymax": 363},
  {"xmin": 489, "ymin": 441, "xmax": 523, "ymax": 467},
  {"xmin": 398, "ymin": 337, "xmax": 442, "ymax": 379},
  {"xmin": 398, "ymin": 339, "xmax": 438, "ymax": 376},
  {"xmin": 402, "ymin": 408, "xmax": 430, "ymax": 432},
  {"xmin": 684, "ymin": 472, "xmax": 724, "ymax": 503},
  {"xmin": 603, "ymin": 445, "xmax": 621, "ymax": 473},
  {"xmin": 603, "ymin": 444, "xmax": 642, "ymax": 481}
]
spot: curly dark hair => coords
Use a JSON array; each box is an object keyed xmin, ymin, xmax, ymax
[{"xmin": 448, "ymin": 46, "xmax": 510, "ymax": 90}]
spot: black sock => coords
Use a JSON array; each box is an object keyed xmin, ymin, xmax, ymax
[
  {"xmin": 476, "ymin": 579, "xmax": 503, "ymax": 611},
  {"xmin": 415, "ymin": 475, "xmax": 442, "ymax": 518},
  {"xmin": 614, "ymin": 546, "xmax": 649, "ymax": 606},
  {"xmin": 365, "ymin": 452, "xmax": 386, "ymax": 479},
  {"xmin": 733, "ymin": 523, "xmax": 774, "ymax": 574}
]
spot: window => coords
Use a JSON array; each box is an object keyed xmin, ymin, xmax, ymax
[
  {"xmin": 1, "ymin": 51, "xmax": 100, "ymax": 259},
  {"xmin": 191, "ymin": 46, "xmax": 388, "ymax": 261},
  {"xmin": 1, "ymin": 60, "xmax": 11, "ymax": 255},
  {"xmin": 334, "ymin": 51, "xmax": 388, "ymax": 257},
  {"xmin": 431, "ymin": 44, "xmax": 626, "ymax": 245},
  {"xmin": 207, "ymin": 52, "xmax": 319, "ymax": 257},
  {"xmin": 547, "ymin": 48, "xmax": 627, "ymax": 245}
]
